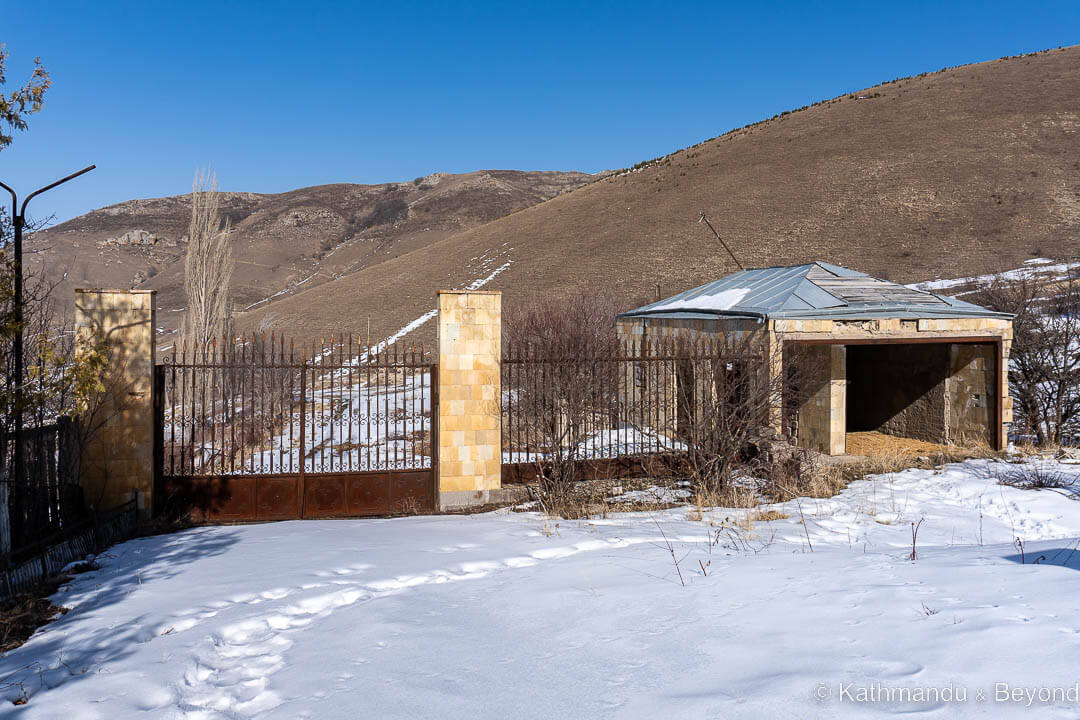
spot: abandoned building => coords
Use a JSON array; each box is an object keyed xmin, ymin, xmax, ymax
[{"xmin": 617, "ymin": 262, "xmax": 1013, "ymax": 455}]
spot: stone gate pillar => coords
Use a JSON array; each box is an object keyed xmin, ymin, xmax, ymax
[
  {"xmin": 437, "ymin": 290, "xmax": 502, "ymax": 510},
  {"xmin": 74, "ymin": 289, "xmax": 156, "ymax": 519}
]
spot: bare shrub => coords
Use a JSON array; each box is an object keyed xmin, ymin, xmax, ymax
[
  {"xmin": 503, "ymin": 292, "xmax": 623, "ymax": 358},
  {"xmin": 504, "ymin": 298, "xmax": 830, "ymax": 515},
  {"xmin": 991, "ymin": 462, "xmax": 1076, "ymax": 491},
  {"xmin": 503, "ymin": 293, "xmax": 624, "ymax": 514},
  {"xmin": 974, "ymin": 267, "xmax": 1080, "ymax": 445},
  {"xmin": 673, "ymin": 332, "xmax": 823, "ymax": 498},
  {"xmin": 757, "ymin": 449, "xmax": 849, "ymax": 502}
]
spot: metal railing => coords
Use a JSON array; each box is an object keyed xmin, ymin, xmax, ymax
[
  {"xmin": 159, "ymin": 335, "xmax": 435, "ymax": 479},
  {"xmin": 501, "ymin": 338, "xmax": 759, "ymax": 466},
  {"xmin": 1, "ymin": 417, "xmax": 85, "ymax": 553}
]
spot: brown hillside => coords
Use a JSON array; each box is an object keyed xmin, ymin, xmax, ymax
[
  {"xmin": 242, "ymin": 46, "xmax": 1080, "ymax": 349},
  {"xmin": 28, "ymin": 170, "xmax": 595, "ymax": 338}
]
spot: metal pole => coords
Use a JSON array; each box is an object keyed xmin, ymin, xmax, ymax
[
  {"xmin": 0, "ymin": 165, "xmax": 95, "ymax": 509},
  {"xmin": 698, "ymin": 211, "xmax": 744, "ymax": 271}
]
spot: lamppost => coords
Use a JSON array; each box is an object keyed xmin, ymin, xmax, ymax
[{"xmin": 0, "ymin": 165, "xmax": 95, "ymax": 497}]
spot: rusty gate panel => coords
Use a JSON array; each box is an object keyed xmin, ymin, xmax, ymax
[
  {"xmin": 156, "ymin": 335, "xmax": 436, "ymax": 522},
  {"xmin": 303, "ymin": 474, "xmax": 350, "ymax": 518},
  {"xmin": 257, "ymin": 476, "xmax": 300, "ymax": 520},
  {"xmin": 347, "ymin": 473, "xmax": 391, "ymax": 515},
  {"xmin": 389, "ymin": 471, "xmax": 434, "ymax": 514}
]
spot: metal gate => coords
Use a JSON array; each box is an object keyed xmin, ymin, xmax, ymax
[{"xmin": 154, "ymin": 335, "xmax": 437, "ymax": 521}]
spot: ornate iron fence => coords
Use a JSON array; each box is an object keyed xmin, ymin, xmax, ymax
[{"xmin": 156, "ymin": 335, "xmax": 437, "ymax": 520}]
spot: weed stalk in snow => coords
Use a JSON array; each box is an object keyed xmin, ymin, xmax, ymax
[
  {"xmin": 909, "ymin": 517, "xmax": 924, "ymax": 561},
  {"xmin": 652, "ymin": 516, "xmax": 685, "ymax": 587}
]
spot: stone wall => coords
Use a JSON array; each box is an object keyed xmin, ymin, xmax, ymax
[
  {"xmin": 946, "ymin": 343, "xmax": 997, "ymax": 446},
  {"xmin": 74, "ymin": 289, "xmax": 156, "ymax": 519},
  {"xmin": 437, "ymin": 291, "xmax": 502, "ymax": 509},
  {"xmin": 797, "ymin": 345, "xmax": 847, "ymax": 454}
]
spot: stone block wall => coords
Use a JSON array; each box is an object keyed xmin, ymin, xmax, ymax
[
  {"xmin": 437, "ymin": 291, "xmax": 502, "ymax": 509},
  {"xmin": 946, "ymin": 343, "xmax": 997, "ymax": 446},
  {"xmin": 797, "ymin": 345, "xmax": 847, "ymax": 454},
  {"xmin": 74, "ymin": 289, "xmax": 156, "ymax": 518}
]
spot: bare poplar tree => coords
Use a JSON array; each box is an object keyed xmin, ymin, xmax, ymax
[{"xmin": 181, "ymin": 170, "xmax": 233, "ymax": 352}]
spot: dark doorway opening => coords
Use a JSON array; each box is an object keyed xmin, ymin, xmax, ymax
[{"xmin": 846, "ymin": 343, "xmax": 950, "ymax": 444}]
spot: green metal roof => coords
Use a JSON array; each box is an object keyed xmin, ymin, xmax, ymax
[{"xmin": 618, "ymin": 262, "xmax": 1011, "ymax": 321}]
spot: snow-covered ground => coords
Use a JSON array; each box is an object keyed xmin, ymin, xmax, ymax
[
  {"xmin": 5, "ymin": 459, "xmax": 1080, "ymax": 718},
  {"xmin": 909, "ymin": 257, "xmax": 1078, "ymax": 292}
]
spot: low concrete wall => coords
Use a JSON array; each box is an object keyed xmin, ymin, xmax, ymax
[{"xmin": 74, "ymin": 289, "xmax": 156, "ymax": 519}]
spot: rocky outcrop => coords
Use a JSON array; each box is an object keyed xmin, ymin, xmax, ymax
[{"xmin": 99, "ymin": 229, "xmax": 180, "ymax": 248}]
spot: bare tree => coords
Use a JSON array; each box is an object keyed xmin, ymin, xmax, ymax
[
  {"xmin": 503, "ymin": 293, "xmax": 624, "ymax": 509},
  {"xmin": 975, "ymin": 266, "xmax": 1080, "ymax": 445},
  {"xmin": 671, "ymin": 333, "xmax": 774, "ymax": 494},
  {"xmin": 181, "ymin": 170, "xmax": 233, "ymax": 352},
  {"xmin": 503, "ymin": 292, "xmax": 624, "ymax": 358}
]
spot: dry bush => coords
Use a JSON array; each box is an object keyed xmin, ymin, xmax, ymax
[
  {"xmin": 1011, "ymin": 440, "xmax": 1061, "ymax": 457},
  {"xmin": 671, "ymin": 333, "xmax": 770, "ymax": 494},
  {"xmin": 989, "ymin": 463, "xmax": 1076, "ymax": 491},
  {"xmin": 757, "ymin": 450, "xmax": 849, "ymax": 502},
  {"xmin": 690, "ymin": 480, "xmax": 760, "ymax": 511},
  {"xmin": 673, "ymin": 332, "xmax": 826, "ymax": 499},
  {"xmin": 504, "ymin": 300, "xmax": 828, "ymax": 517}
]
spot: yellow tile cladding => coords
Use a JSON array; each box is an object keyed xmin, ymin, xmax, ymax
[{"xmin": 438, "ymin": 291, "xmax": 502, "ymax": 496}]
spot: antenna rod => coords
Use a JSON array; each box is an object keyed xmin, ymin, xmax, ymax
[{"xmin": 698, "ymin": 211, "xmax": 743, "ymax": 271}]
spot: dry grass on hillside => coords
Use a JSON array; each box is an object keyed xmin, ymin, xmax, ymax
[
  {"xmin": 28, "ymin": 47, "xmax": 1080, "ymax": 354},
  {"xmin": 240, "ymin": 46, "xmax": 1080, "ymax": 347}
]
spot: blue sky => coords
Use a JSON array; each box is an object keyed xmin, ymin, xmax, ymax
[{"xmin": 2, "ymin": 1, "xmax": 1079, "ymax": 223}]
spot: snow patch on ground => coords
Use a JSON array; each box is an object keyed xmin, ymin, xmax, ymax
[
  {"xmin": 607, "ymin": 485, "xmax": 692, "ymax": 504},
  {"xmin": 909, "ymin": 261, "xmax": 1079, "ymax": 292}
]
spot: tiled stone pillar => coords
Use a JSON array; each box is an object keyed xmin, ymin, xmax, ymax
[
  {"xmin": 74, "ymin": 289, "xmax": 157, "ymax": 519},
  {"xmin": 797, "ymin": 344, "xmax": 846, "ymax": 455},
  {"xmin": 437, "ymin": 290, "xmax": 502, "ymax": 509}
]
